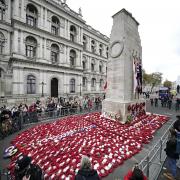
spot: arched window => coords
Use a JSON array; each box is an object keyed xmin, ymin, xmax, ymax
[
  {"xmin": 27, "ymin": 75, "xmax": 36, "ymax": 94},
  {"xmin": 0, "ymin": 0, "xmax": 5, "ymax": 20},
  {"xmin": 100, "ymin": 79, "xmax": 104, "ymax": 88},
  {"xmin": 26, "ymin": 4, "xmax": 38, "ymax": 27},
  {"xmin": 51, "ymin": 44, "xmax": 59, "ymax": 63},
  {"xmin": 83, "ymin": 77, "xmax": 87, "ymax": 87},
  {"xmin": 0, "ymin": 32, "xmax": 5, "ymax": 54},
  {"xmin": 83, "ymin": 35, "xmax": 87, "ymax": 50},
  {"xmin": 82, "ymin": 61, "xmax": 86, "ymax": 70},
  {"xmin": 91, "ymin": 40, "xmax": 95, "ymax": 53},
  {"xmin": 91, "ymin": 78, "xmax": 96, "ymax": 87},
  {"xmin": 91, "ymin": 63, "xmax": 95, "ymax": 72},
  {"xmin": 70, "ymin": 49, "xmax": 76, "ymax": 67},
  {"xmin": 70, "ymin": 25, "xmax": 76, "ymax": 42},
  {"xmin": 51, "ymin": 16, "xmax": 60, "ymax": 35},
  {"xmin": 25, "ymin": 36, "xmax": 37, "ymax": 58},
  {"xmin": 99, "ymin": 64, "xmax": 102, "ymax": 73},
  {"xmin": 99, "ymin": 44, "xmax": 103, "ymax": 56},
  {"xmin": 70, "ymin": 78, "xmax": 75, "ymax": 93}
]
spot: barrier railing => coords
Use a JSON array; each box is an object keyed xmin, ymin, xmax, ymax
[
  {"xmin": 138, "ymin": 121, "xmax": 173, "ymax": 180},
  {"xmin": 0, "ymin": 105, "xmax": 102, "ymax": 140}
]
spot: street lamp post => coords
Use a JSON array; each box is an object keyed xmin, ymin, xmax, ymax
[
  {"xmin": 40, "ymin": 81, "xmax": 45, "ymax": 97},
  {"xmin": 80, "ymin": 83, "xmax": 82, "ymax": 96}
]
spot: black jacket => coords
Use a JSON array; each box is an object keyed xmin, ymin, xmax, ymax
[
  {"xmin": 165, "ymin": 137, "xmax": 179, "ymax": 160},
  {"xmin": 173, "ymin": 119, "xmax": 180, "ymax": 132},
  {"xmin": 75, "ymin": 168, "xmax": 100, "ymax": 180}
]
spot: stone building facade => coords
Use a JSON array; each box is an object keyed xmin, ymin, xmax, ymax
[{"xmin": 0, "ymin": 0, "xmax": 109, "ymax": 103}]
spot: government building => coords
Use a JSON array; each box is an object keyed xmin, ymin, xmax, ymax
[{"xmin": 0, "ymin": 0, "xmax": 109, "ymax": 104}]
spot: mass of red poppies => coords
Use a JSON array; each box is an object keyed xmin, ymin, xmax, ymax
[{"xmin": 8, "ymin": 112, "xmax": 169, "ymax": 179}]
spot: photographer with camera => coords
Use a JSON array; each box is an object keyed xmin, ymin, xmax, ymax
[
  {"xmin": 124, "ymin": 163, "xmax": 147, "ymax": 180},
  {"xmin": 14, "ymin": 155, "xmax": 43, "ymax": 180}
]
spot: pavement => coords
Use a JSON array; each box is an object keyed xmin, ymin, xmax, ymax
[{"xmin": 0, "ymin": 100, "xmax": 180, "ymax": 180}]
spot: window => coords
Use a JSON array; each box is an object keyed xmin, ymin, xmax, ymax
[
  {"xmin": 83, "ymin": 36, "xmax": 87, "ymax": 50},
  {"xmin": 91, "ymin": 40, "xmax": 95, "ymax": 53},
  {"xmin": 51, "ymin": 16, "xmax": 59, "ymax": 35},
  {"xmin": 51, "ymin": 44, "xmax": 59, "ymax": 63},
  {"xmin": 99, "ymin": 65, "xmax": 102, "ymax": 73},
  {"xmin": 0, "ymin": 0, "xmax": 5, "ymax": 20},
  {"xmin": 70, "ymin": 49, "xmax": 76, "ymax": 67},
  {"xmin": 91, "ymin": 63, "xmax": 94, "ymax": 72},
  {"xmin": 99, "ymin": 44, "xmax": 103, "ymax": 56},
  {"xmin": 106, "ymin": 47, "xmax": 109, "ymax": 58},
  {"xmin": 83, "ymin": 77, "xmax": 87, "ymax": 87},
  {"xmin": 100, "ymin": 79, "xmax": 103, "ymax": 88},
  {"xmin": 27, "ymin": 75, "xmax": 36, "ymax": 94},
  {"xmin": 70, "ymin": 79, "xmax": 75, "ymax": 93},
  {"xmin": 70, "ymin": 25, "xmax": 76, "ymax": 42},
  {"xmin": 82, "ymin": 61, "xmax": 86, "ymax": 70},
  {"xmin": 26, "ymin": 4, "xmax": 38, "ymax": 27},
  {"xmin": 0, "ymin": 32, "xmax": 5, "ymax": 54},
  {"xmin": 0, "ymin": 68, "xmax": 2, "ymax": 78},
  {"xmin": 91, "ymin": 78, "xmax": 96, "ymax": 87},
  {"xmin": 25, "ymin": 36, "xmax": 37, "ymax": 58}
]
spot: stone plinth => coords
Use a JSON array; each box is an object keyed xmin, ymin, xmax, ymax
[{"xmin": 102, "ymin": 98, "xmax": 146, "ymax": 123}]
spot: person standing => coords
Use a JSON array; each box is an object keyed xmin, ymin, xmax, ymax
[
  {"xmin": 173, "ymin": 115, "xmax": 180, "ymax": 169},
  {"xmin": 154, "ymin": 98, "xmax": 158, "ymax": 107},
  {"xmin": 124, "ymin": 163, "xmax": 147, "ymax": 180},
  {"xmin": 168, "ymin": 98, "xmax": 172, "ymax": 110},
  {"xmin": 150, "ymin": 98, "xmax": 154, "ymax": 106},
  {"xmin": 177, "ymin": 85, "xmax": 180, "ymax": 94},
  {"xmin": 75, "ymin": 155, "xmax": 100, "ymax": 180},
  {"xmin": 164, "ymin": 135, "xmax": 179, "ymax": 179}
]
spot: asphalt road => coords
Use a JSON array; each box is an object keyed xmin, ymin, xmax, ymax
[{"xmin": 0, "ymin": 100, "xmax": 180, "ymax": 180}]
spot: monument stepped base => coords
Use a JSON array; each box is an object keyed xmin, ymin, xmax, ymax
[{"xmin": 102, "ymin": 98, "xmax": 146, "ymax": 124}]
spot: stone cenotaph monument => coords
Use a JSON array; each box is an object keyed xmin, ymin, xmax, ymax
[{"xmin": 102, "ymin": 9, "xmax": 145, "ymax": 123}]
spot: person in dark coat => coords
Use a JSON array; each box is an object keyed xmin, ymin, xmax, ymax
[
  {"xmin": 75, "ymin": 155, "xmax": 100, "ymax": 180},
  {"xmin": 164, "ymin": 136, "xmax": 179, "ymax": 179},
  {"xmin": 14, "ymin": 155, "xmax": 43, "ymax": 180},
  {"xmin": 173, "ymin": 115, "xmax": 180, "ymax": 132}
]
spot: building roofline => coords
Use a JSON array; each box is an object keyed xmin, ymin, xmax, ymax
[
  {"xmin": 45, "ymin": 0, "xmax": 86, "ymax": 24},
  {"xmin": 83, "ymin": 24, "xmax": 109, "ymax": 42}
]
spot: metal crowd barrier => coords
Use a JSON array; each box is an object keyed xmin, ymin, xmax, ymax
[
  {"xmin": 138, "ymin": 121, "xmax": 174, "ymax": 180},
  {"xmin": 0, "ymin": 105, "xmax": 102, "ymax": 140}
]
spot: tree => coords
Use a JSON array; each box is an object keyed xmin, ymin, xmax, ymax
[
  {"xmin": 150, "ymin": 72, "xmax": 162, "ymax": 92},
  {"xmin": 142, "ymin": 69, "xmax": 151, "ymax": 86},
  {"xmin": 143, "ymin": 70, "xmax": 162, "ymax": 92},
  {"xmin": 163, "ymin": 79, "xmax": 172, "ymax": 89}
]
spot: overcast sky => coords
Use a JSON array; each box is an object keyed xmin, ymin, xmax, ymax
[{"xmin": 67, "ymin": 0, "xmax": 180, "ymax": 82}]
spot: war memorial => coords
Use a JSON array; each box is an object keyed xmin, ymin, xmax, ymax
[{"xmin": 0, "ymin": 9, "xmax": 172, "ymax": 180}]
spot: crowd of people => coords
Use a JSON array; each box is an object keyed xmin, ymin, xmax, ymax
[
  {"xmin": 0, "ymin": 96, "xmax": 102, "ymax": 139},
  {"xmin": 149, "ymin": 93, "xmax": 180, "ymax": 111},
  {"xmin": 13, "ymin": 154, "xmax": 147, "ymax": 180}
]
